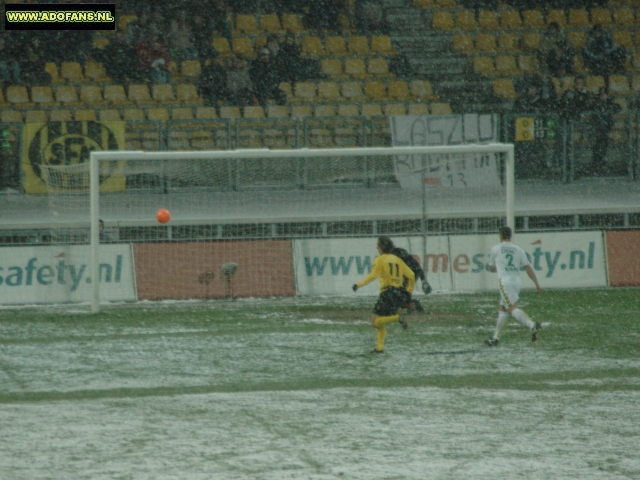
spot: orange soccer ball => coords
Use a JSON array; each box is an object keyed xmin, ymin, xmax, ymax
[{"xmin": 156, "ymin": 208, "xmax": 171, "ymax": 224}]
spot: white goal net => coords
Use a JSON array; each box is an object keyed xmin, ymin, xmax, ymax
[{"xmin": 39, "ymin": 144, "xmax": 514, "ymax": 312}]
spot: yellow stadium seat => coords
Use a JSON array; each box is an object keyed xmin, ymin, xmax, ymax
[
  {"xmin": 493, "ymin": 78, "xmax": 516, "ymax": 99},
  {"xmin": 267, "ymin": 105, "xmax": 289, "ymax": 118},
  {"xmin": 260, "ymin": 14, "xmax": 282, "ymax": 33},
  {"xmin": 84, "ymin": 61, "xmax": 108, "ymax": 81},
  {"xmin": 124, "ymin": 108, "xmax": 145, "ymax": 121},
  {"xmin": 220, "ymin": 106, "xmax": 241, "ymax": 118},
  {"xmin": 104, "ymin": 84, "xmax": 131, "ymax": 105},
  {"xmin": 473, "ymin": 56, "xmax": 495, "ymax": 76},
  {"xmin": 613, "ymin": 30, "xmax": 633, "ymax": 49},
  {"xmin": 430, "ymin": 102, "xmax": 452, "ymax": 115},
  {"xmin": 152, "ymin": 84, "xmax": 178, "ymax": 104},
  {"xmin": 408, "ymin": 102, "xmax": 430, "ymax": 116},
  {"xmin": 168, "ymin": 131, "xmax": 189, "ymax": 149},
  {"xmin": 243, "ymin": 106, "xmax": 265, "ymax": 118},
  {"xmin": 613, "ymin": 8, "xmax": 634, "ymax": 27},
  {"xmin": 171, "ymin": 107, "xmax": 194, "ymax": 120},
  {"xmin": 314, "ymin": 105, "xmax": 336, "ymax": 117},
  {"xmin": 301, "ymin": 36, "xmax": 324, "ymax": 56},
  {"xmin": 365, "ymin": 81, "xmax": 388, "ymax": 100},
  {"xmin": 75, "ymin": 109, "xmax": 97, "ymax": 121},
  {"xmin": 348, "ymin": 36, "xmax": 370, "ymax": 55},
  {"xmin": 345, "ymin": 58, "xmax": 369, "ymax": 77},
  {"xmin": 546, "ymin": 10, "xmax": 566, "ymax": 27},
  {"xmin": 317, "ymin": 81, "xmax": 341, "ymax": 100},
  {"xmin": 609, "ymin": 75, "xmax": 631, "ymax": 95},
  {"xmin": 235, "ymin": 14, "xmax": 259, "ymax": 34},
  {"xmin": 177, "ymin": 84, "xmax": 201, "ymax": 104},
  {"xmin": 384, "ymin": 103, "xmax": 406, "ymax": 116},
  {"xmin": 44, "ymin": 62, "xmax": 60, "ymax": 83},
  {"xmin": 321, "ymin": 58, "xmax": 344, "ymax": 77},
  {"xmin": 294, "ymin": 81, "xmax": 317, "ymax": 99},
  {"xmin": 632, "ymin": 53, "xmax": 640, "ymax": 71},
  {"xmin": 585, "ymin": 75, "xmax": 606, "ymax": 93},
  {"xmin": 232, "ymin": 37, "xmax": 254, "ymax": 57},
  {"xmin": 50, "ymin": 109, "xmax": 72, "ymax": 122},
  {"xmin": 498, "ymin": 33, "xmax": 519, "ymax": 52},
  {"xmin": 476, "ymin": 33, "xmax": 497, "ymax": 53},
  {"xmin": 388, "ymin": 80, "xmax": 410, "ymax": 100},
  {"xmin": 279, "ymin": 82, "xmax": 293, "ymax": 98},
  {"xmin": 522, "ymin": 33, "xmax": 541, "ymax": 51},
  {"xmin": 60, "ymin": 61, "xmax": 84, "ymax": 81},
  {"xmin": 147, "ymin": 107, "xmax": 169, "ymax": 121},
  {"xmin": 128, "ymin": 84, "xmax": 153, "ymax": 104},
  {"xmin": 432, "ymin": 11, "xmax": 454, "ymax": 30},
  {"xmin": 99, "ymin": 109, "xmax": 121, "ymax": 121},
  {"xmin": 559, "ymin": 76, "xmax": 575, "ymax": 93},
  {"xmin": 55, "ymin": 85, "xmax": 80, "ymax": 104},
  {"xmin": 521, "ymin": 10, "xmax": 543, "ymax": 29},
  {"xmin": 452, "ymin": 34, "xmax": 474, "ymax": 53},
  {"xmin": 31, "ymin": 86, "xmax": 55, "ymax": 105},
  {"xmin": 410, "ymin": 80, "xmax": 437, "ymax": 101},
  {"xmin": 591, "ymin": 8, "xmax": 612, "ymax": 27},
  {"xmin": 80, "ymin": 85, "xmax": 106, "ymax": 105},
  {"xmin": 282, "ymin": 14, "xmax": 304, "ymax": 33},
  {"xmin": 501, "ymin": 10, "xmax": 524, "ymax": 29},
  {"xmin": 518, "ymin": 55, "xmax": 539, "ymax": 73},
  {"xmin": 338, "ymin": 104, "xmax": 359, "ymax": 117},
  {"xmin": 361, "ymin": 103, "xmax": 383, "ymax": 117},
  {"xmin": 290, "ymin": 105, "xmax": 312, "ymax": 118},
  {"xmin": 212, "ymin": 38, "xmax": 232, "ymax": 56},
  {"xmin": 456, "ymin": 11, "xmax": 478, "ymax": 30},
  {"xmin": 568, "ymin": 9, "xmax": 590, "ymax": 28},
  {"xmin": 118, "ymin": 15, "xmax": 137, "ymax": 31},
  {"xmin": 496, "ymin": 56, "xmax": 519, "ymax": 76},
  {"xmin": 632, "ymin": 75, "xmax": 640, "ymax": 92},
  {"xmin": 567, "ymin": 31, "xmax": 586, "ymax": 50},
  {"xmin": 6, "ymin": 85, "xmax": 30, "ymax": 104},
  {"xmin": 195, "ymin": 107, "xmax": 218, "ymax": 119},
  {"xmin": 478, "ymin": 10, "xmax": 500, "ymax": 30},
  {"xmin": 325, "ymin": 36, "xmax": 347, "ymax": 55},
  {"xmin": 25, "ymin": 110, "xmax": 48, "ymax": 123},
  {"xmin": 0, "ymin": 110, "xmax": 22, "ymax": 123},
  {"xmin": 367, "ymin": 58, "xmax": 389, "ymax": 76},
  {"xmin": 341, "ymin": 81, "xmax": 364, "ymax": 99},
  {"xmin": 181, "ymin": 60, "xmax": 201, "ymax": 79},
  {"xmin": 371, "ymin": 36, "xmax": 394, "ymax": 54}
]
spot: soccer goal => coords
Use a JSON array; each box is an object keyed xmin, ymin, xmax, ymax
[{"xmin": 38, "ymin": 144, "xmax": 513, "ymax": 312}]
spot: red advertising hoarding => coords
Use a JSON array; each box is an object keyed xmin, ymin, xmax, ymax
[
  {"xmin": 606, "ymin": 230, "xmax": 640, "ymax": 286},
  {"xmin": 133, "ymin": 240, "xmax": 295, "ymax": 300}
]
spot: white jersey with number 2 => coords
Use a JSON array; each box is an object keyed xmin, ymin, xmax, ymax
[{"xmin": 489, "ymin": 242, "xmax": 530, "ymax": 280}]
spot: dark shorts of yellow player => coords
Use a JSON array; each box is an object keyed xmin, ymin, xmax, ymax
[{"xmin": 373, "ymin": 287, "xmax": 408, "ymax": 316}]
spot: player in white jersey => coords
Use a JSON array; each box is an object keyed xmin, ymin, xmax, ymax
[{"xmin": 485, "ymin": 226, "xmax": 542, "ymax": 346}]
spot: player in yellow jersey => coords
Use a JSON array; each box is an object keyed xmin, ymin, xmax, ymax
[{"xmin": 352, "ymin": 236, "xmax": 416, "ymax": 354}]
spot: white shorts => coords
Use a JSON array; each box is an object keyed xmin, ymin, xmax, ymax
[{"xmin": 498, "ymin": 276, "xmax": 522, "ymax": 309}]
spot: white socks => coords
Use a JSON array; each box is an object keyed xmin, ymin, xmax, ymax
[
  {"xmin": 494, "ymin": 311, "xmax": 508, "ymax": 339},
  {"xmin": 511, "ymin": 308, "xmax": 535, "ymax": 330}
]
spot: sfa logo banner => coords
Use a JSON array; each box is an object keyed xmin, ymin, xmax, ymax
[
  {"xmin": 0, "ymin": 244, "xmax": 136, "ymax": 305},
  {"xmin": 293, "ymin": 232, "xmax": 606, "ymax": 295}
]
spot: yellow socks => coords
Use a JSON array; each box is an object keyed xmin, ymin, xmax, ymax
[{"xmin": 374, "ymin": 315, "xmax": 399, "ymax": 351}]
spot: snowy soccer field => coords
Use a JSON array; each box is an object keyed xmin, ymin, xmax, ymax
[{"xmin": 1, "ymin": 289, "xmax": 639, "ymax": 479}]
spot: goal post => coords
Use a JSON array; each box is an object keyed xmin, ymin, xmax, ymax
[{"xmin": 41, "ymin": 143, "xmax": 515, "ymax": 312}]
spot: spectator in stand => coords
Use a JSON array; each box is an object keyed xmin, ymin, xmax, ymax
[
  {"xmin": 97, "ymin": 30, "xmax": 146, "ymax": 83},
  {"xmin": 0, "ymin": 128, "xmax": 20, "ymax": 194},
  {"xmin": 513, "ymin": 79, "xmax": 551, "ymax": 178},
  {"xmin": 514, "ymin": 80, "xmax": 546, "ymax": 114},
  {"xmin": 167, "ymin": 12, "xmax": 199, "ymax": 63},
  {"xmin": 137, "ymin": 28, "xmax": 172, "ymax": 84},
  {"xmin": 354, "ymin": 0, "xmax": 391, "ymax": 35},
  {"xmin": 198, "ymin": 48, "xmax": 228, "ymax": 114},
  {"xmin": 538, "ymin": 22, "xmax": 574, "ymax": 78},
  {"xmin": 583, "ymin": 24, "xmax": 626, "ymax": 79},
  {"xmin": 0, "ymin": 33, "xmax": 21, "ymax": 85},
  {"xmin": 559, "ymin": 76, "xmax": 593, "ymax": 121},
  {"xmin": 18, "ymin": 34, "xmax": 52, "ymax": 86},
  {"xmin": 536, "ymin": 71, "xmax": 558, "ymax": 111},
  {"xmin": 226, "ymin": 55, "xmax": 255, "ymax": 107},
  {"xmin": 589, "ymin": 87, "xmax": 621, "ymax": 176},
  {"xmin": 249, "ymin": 47, "xmax": 287, "ymax": 107},
  {"xmin": 276, "ymin": 31, "xmax": 323, "ymax": 83},
  {"xmin": 305, "ymin": 0, "xmax": 346, "ymax": 34},
  {"xmin": 205, "ymin": 0, "xmax": 233, "ymax": 46}
]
